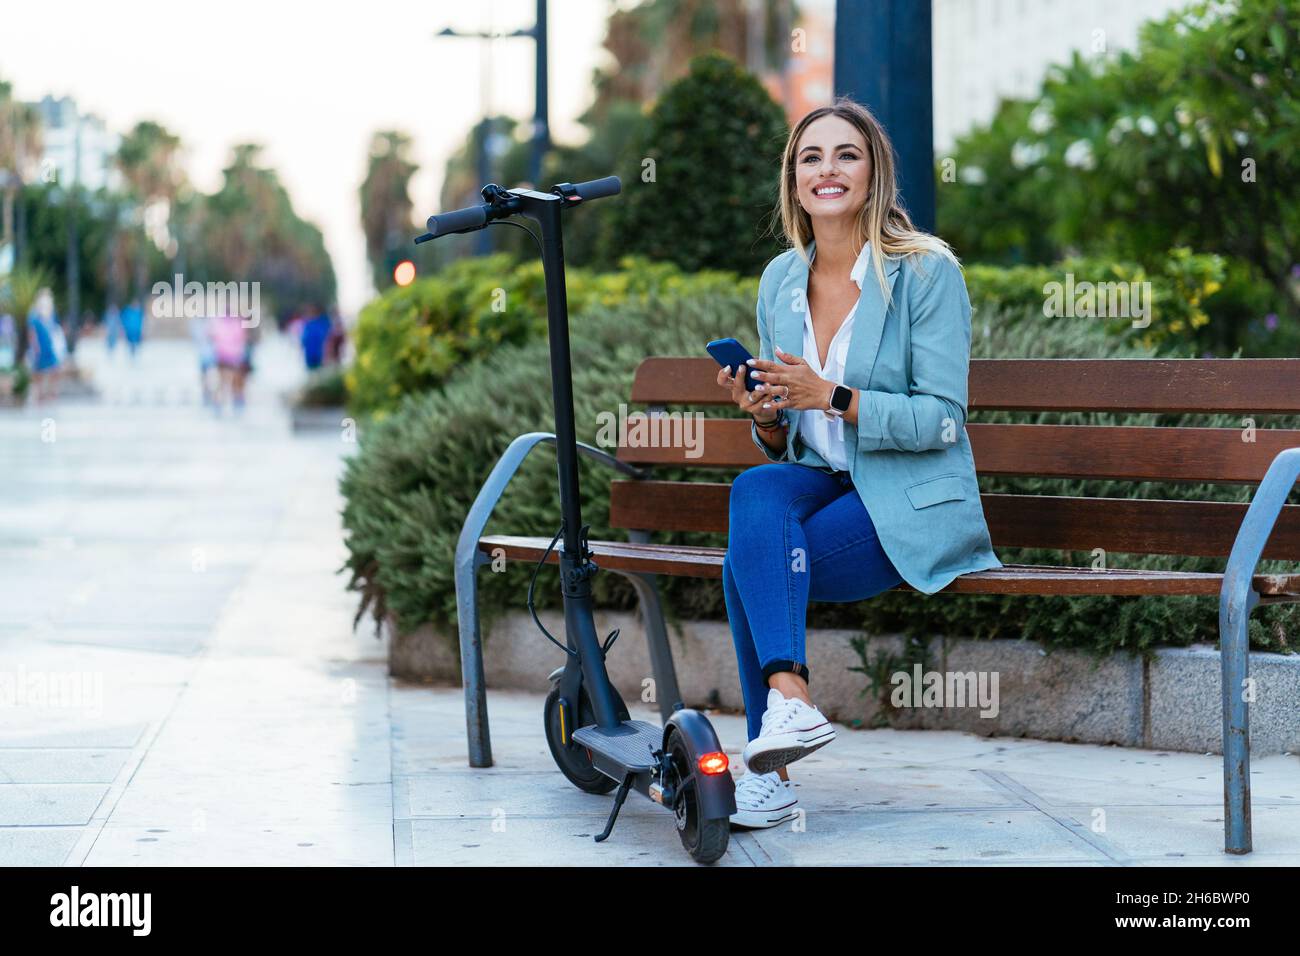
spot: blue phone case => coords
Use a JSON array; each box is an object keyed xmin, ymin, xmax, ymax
[{"xmin": 706, "ymin": 337, "xmax": 761, "ymax": 391}]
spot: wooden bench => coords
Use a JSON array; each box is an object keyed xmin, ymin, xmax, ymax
[{"xmin": 456, "ymin": 356, "xmax": 1300, "ymax": 855}]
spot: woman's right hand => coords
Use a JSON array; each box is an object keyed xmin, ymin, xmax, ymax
[{"xmin": 716, "ymin": 363, "xmax": 785, "ymax": 425}]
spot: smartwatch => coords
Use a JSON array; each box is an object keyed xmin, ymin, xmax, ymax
[{"xmin": 824, "ymin": 383, "xmax": 853, "ymax": 419}]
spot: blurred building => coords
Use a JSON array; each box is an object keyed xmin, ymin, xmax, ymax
[
  {"xmin": 770, "ymin": 0, "xmax": 1187, "ymax": 150},
  {"xmin": 932, "ymin": 0, "xmax": 1188, "ymax": 152},
  {"xmin": 30, "ymin": 95, "xmax": 121, "ymax": 192},
  {"xmin": 770, "ymin": 0, "xmax": 834, "ymax": 122}
]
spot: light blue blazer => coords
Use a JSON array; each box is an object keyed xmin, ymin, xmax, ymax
[{"xmin": 749, "ymin": 241, "xmax": 1003, "ymax": 595}]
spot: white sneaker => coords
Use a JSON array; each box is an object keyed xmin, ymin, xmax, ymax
[
  {"xmin": 742, "ymin": 687, "xmax": 836, "ymax": 773},
  {"xmin": 729, "ymin": 770, "xmax": 798, "ymax": 829}
]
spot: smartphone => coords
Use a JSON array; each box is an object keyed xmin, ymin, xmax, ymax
[{"xmin": 706, "ymin": 337, "xmax": 762, "ymax": 392}]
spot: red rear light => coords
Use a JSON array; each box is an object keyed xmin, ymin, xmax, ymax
[{"xmin": 697, "ymin": 751, "xmax": 729, "ymax": 775}]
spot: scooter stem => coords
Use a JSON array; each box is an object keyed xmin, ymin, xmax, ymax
[{"xmin": 520, "ymin": 191, "xmax": 624, "ymax": 729}]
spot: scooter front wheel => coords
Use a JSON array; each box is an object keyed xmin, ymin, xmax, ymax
[
  {"xmin": 665, "ymin": 729, "xmax": 730, "ymax": 864},
  {"xmin": 544, "ymin": 686, "xmax": 619, "ymax": 795}
]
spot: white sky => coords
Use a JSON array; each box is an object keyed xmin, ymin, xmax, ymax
[{"xmin": 1, "ymin": 0, "xmax": 616, "ymax": 314}]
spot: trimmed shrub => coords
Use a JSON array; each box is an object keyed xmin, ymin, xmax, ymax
[
  {"xmin": 963, "ymin": 248, "xmax": 1225, "ymax": 353},
  {"xmin": 347, "ymin": 253, "xmax": 746, "ymax": 417},
  {"xmin": 607, "ymin": 51, "xmax": 789, "ymax": 275},
  {"xmin": 341, "ymin": 286, "xmax": 756, "ymax": 636},
  {"xmin": 294, "ymin": 365, "xmax": 348, "ymax": 408}
]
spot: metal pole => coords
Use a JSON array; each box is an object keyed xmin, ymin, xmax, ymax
[
  {"xmin": 834, "ymin": 0, "xmax": 935, "ymax": 232},
  {"xmin": 529, "ymin": 0, "xmax": 549, "ymax": 187},
  {"xmin": 65, "ymin": 115, "xmax": 81, "ymax": 352}
]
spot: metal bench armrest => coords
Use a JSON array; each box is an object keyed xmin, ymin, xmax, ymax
[
  {"xmin": 453, "ymin": 431, "xmax": 648, "ymax": 767},
  {"xmin": 1221, "ymin": 446, "xmax": 1300, "ymax": 612},
  {"xmin": 1218, "ymin": 445, "xmax": 1300, "ymax": 855},
  {"xmin": 455, "ymin": 432, "xmax": 649, "ymax": 571}
]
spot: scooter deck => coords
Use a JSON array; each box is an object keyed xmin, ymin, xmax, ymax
[{"xmin": 572, "ymin": 720, "xmax": 661, "ymax": 771}]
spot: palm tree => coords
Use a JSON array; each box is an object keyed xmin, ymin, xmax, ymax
[
  {"xmin": 114, "ymin": 120, "xmax": 183, "ymax": 298},
  {"xmin": 359, "ymin": 131, "xmax": 418, "ymax": 292},
  {"xmin": 0, "ymin": 79, "xmax": 43, "ymax": 265}
]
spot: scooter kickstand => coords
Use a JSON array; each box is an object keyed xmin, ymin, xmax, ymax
[{"xmin": 594, "ymin": 772, "xmax": 635, "ymax": 843}]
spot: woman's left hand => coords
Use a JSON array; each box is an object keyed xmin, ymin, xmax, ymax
[{"xmin": 747, "ymin": 347, "xmax": 832, "ymax": 412}]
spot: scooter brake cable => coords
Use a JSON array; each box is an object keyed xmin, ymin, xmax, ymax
[{"xmin": 527, "ymin": 521, "xmax": 578, "ymax": 658}]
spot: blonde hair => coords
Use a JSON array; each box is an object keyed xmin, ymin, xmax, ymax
[{"xmin": 774, "ymin": 96, "xmax": 959, "ymax": 307}]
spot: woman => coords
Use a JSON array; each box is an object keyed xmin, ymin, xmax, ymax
[
  {"xmin": 717, "ymin": 98, "xmax": 1002, "ymax": 829},
  {"xmin": 208, "ymin": 311, "xmax": 249, "ymax": 414},
  {"xmin": 26, "ymin": 289, "xmax": 63, "ymax": 402}
]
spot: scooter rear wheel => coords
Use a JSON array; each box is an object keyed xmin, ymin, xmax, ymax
[
  {"xmin": 665, "ymin": 729, "xmax": 729, "ymax": 864},
  {"xmin": 544, "ymin": 686, "xmax": 619, "ymax": 795}
]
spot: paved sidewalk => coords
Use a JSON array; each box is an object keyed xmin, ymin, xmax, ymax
[
  {"xmin": 392, "ymin": 686, "xmax": 1300, "ymax": 866},
  {"xmin": 2, "ymin": 337, "xmax": 1297, "ymax": 866},
  {"xmin": 0, "ymin": 336, "xmax": 391, "ymax": 866}
]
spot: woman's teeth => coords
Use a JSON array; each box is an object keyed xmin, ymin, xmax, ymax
[{"xmin": 814, "ymin": 186, "xmax": 845, "ymax": 197}]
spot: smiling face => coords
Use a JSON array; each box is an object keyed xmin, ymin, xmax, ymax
[{"xmin": 793, "ymin": 114, "xmax": 872, "ymax": 227}]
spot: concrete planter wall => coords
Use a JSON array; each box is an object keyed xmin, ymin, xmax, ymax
[
  {"xmin": 289, "ymin": 405, "xmax": 349, "ymax": 433},
  {"xmin": 389, "ymin": 609, "xmax": 1300, "ymax": 756}
]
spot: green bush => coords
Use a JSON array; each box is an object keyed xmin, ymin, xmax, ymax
[
  {"xmin": 294, "ymin": 365, "xmax": 348, "ymax": 408},
  {"xmin": 936, "ymin": 0, "xmax": 1300, "ymax": 354},
  {"xmin": 346, "ymin": 253, "xmax": 747, "ymax": 418},
  {"xmin": 963, "ymin": 248, "xmax": 1225, "ymax": 353},
  {"xmin": 607, "ymin": 51, "xmax": 788, "ymax": 275},
  {"xmin": 341, "ymin": 277, "xmax": 1297, "ymax": 660},
  {"xmin": 341, "ymin": 286, "xmax": 756, "ymax": 635}
]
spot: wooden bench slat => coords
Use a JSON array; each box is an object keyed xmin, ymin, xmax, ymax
[
  {"xmin": 630, "ymin": 357, "xmax": 1300, "ymax": 412},
  {"xmin": 614, "ymin": 419, "xmax": 1300, "ymax": 484},
  {"xmin": 968, "ymin": 424, "xmax": 1300, "ymax": 483},
  {"xmin": 606, "ymin": 481, "xmax": 1300, "ymax": 559},
  {"xmin": 477, "ymin": 535, "xmax": 1300, "ymax": 597}
]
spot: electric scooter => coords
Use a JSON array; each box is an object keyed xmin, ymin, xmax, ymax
[{"xmin": 417, "ymin": 176, "xmax": 737, "ymax": 864}]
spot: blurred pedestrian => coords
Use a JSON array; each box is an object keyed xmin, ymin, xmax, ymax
[
  {"xmin": 120, "ymin": 299, "xmax": 145, "ymax": 359},
  {"xmin": 299, "ymin": 304, "xmax": 331, "ymax": 370},
  {"xmin": 103, "ymin": 303, "xmax": 123, "ymax": 356},
  {"xmin": 0, "ymin": 311, "xmax": 16, "ymax": 369},
  {"xmin": 324, "ymin": 306, "xmax": 347, "ymax": 365},
  {"xmin": 189, "ymin": 314, "xmax": 217, "ymax": 406},
  {"xmin": 26, "ymin": 288, "xmax": 63, "ymax": 401},
  {"xmin": 207, "ymin": 310, "xmax": 250, "ymax": 415}
]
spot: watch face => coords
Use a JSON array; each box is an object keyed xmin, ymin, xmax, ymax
[{"xmin": 831, "ymin": 385, "xmax": 852, "ymax": 413}]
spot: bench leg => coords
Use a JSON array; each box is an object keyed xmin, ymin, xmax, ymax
[
  {"xmin": 621, "ymin": 571, "xmax": 683, "ymax": 724},
  {"xmin": 1219, "ymin": 586, "xmax": 1257, "ymax": 854},
  {"xmin": 455, "ymin": 549, "xmax": 493, "ymax": 768}
]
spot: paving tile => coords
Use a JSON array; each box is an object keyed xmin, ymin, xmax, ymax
[
  {"xmin": 0, "ymin": 826, "xmax": 83, "ymax": 866},
  {"xmin": 0, "ymin": 749, "xmax": 131, "ymax": 784},
  {"xmin": 0, "ymin": 784, "xmax": 108, "ymax": 826}
]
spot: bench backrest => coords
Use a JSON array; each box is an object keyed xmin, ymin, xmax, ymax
[{"xmin": 610, "ymin": 358, "xmax": 1300, "ymax": 560}]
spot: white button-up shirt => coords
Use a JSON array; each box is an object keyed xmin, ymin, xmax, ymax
[{"xmin": 797, "ymin": 241, "xmax": 872, "ymax": 472}]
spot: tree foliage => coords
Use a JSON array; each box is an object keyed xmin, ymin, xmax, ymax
[
  {"xmin": 184, "ymin": 144, "xmax": 336, "ymax": 317},
  {"xmin": 938, "ymin": 0, "xmax": 1300, "ymax": 353},
  {"xmin": 360, "ymin": 130, "xmax": 417, "ymax": 294},
  {"xmin": 608, "ymin": 51, "xmax": 788, "ymax": 275}
]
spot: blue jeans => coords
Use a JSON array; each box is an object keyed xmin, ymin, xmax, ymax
[{"xmin": 722, "ymin": 463, "xmax": 904, "ymax": 742}]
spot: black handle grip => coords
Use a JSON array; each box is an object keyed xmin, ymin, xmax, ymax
[
  {"xmin": 573, "ymin": 176, "xmax": 621, "ymax": 202},
  {"xmin": 426, "ymin": 203, "xmax": 489, "ymax": 237}
]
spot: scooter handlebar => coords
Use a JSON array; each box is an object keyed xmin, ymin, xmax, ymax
[
  {"xmin": 426, "ymin": 203, "xmax": 489, "ymax": 238},
  {"xmin": 418, "ymin": 176, "xmax": 619, "ymax": 244},
  {"xmin": 572, "ymin": 176, "xmax": 621, "ymax": 202}
]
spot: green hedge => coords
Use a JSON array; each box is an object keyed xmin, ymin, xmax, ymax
[
  {"xmin": 346, "ymin": 254, "xmax": 745, "ymax": 417},
  {"xmin": 963, "ymin": 247, "xmax": 1225, "ymax": 352},
  {"xmin": 294, "ymin": 365, "xmax": 348, "ymax": 408},
  {"xmin": 341, "ymin": 284, "xmax": 1298, "ymax": 660},
  {"xmin": 348, "ymin": 247, "xmax": 1231, "ymax": 422}
]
